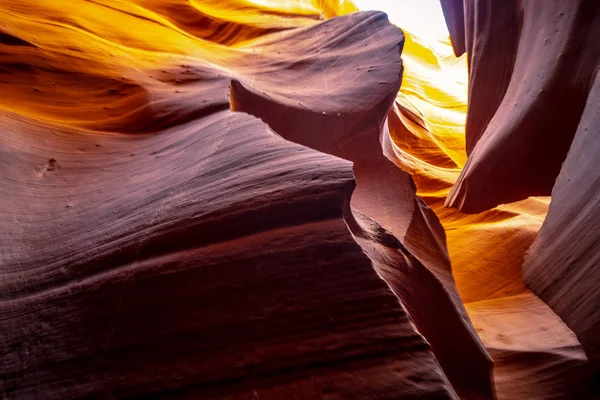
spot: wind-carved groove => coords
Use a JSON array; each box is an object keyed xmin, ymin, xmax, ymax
[
  {"xmin": 0, "ymin": 9, "xmax": 466, "ymax": 400},
  {"xmin": 227, "ymin": 16, "xmax": 494, "ymax": 394}
]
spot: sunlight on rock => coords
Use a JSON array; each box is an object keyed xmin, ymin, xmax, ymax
[{"xmin": 1, "ymin": 0, "xmax": 598, "ymax": 399}]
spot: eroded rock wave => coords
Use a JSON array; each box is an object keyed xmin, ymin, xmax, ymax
[{"xmin": 0, "ymin": 5, "xmax": 472, "ymax": 399}]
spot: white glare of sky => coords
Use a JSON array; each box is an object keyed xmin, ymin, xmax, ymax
[{"xmin": 352, "ymin": 0, "xmax": 450, "ymax": 41}]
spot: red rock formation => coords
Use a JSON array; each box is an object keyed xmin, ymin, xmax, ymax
[
  {"xmin": 437, "ymin": 0, "xmax": 600, "ymax": 397},
  {"xmin": 4, "ymin": 0, "xmax": 599, "ymax": 398},
  {"xmin": 441, "ymin": 0, "xmax": 600, "ymax": 213},
  {"xmin": 230, "ymin": 12, "xmax": 493, "ymax": 398},
  {"xmin": 524, "ymin": 70, "xmax": 600, "ymax": 381},
  {"xmin": 2, "ymin": 109, "xmax": 454, "ymax": 399},
  {"xmin": 466, "ymin": 293, "xmax": 589, "ymax": 400},
  {"xmin": 0, "ymin": 5, "xmax": 471, "ymax": 399}
]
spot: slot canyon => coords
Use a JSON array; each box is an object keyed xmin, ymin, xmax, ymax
[{"xmin": 1, "ymin": 0, "xmax": 599, "ymax": 398}]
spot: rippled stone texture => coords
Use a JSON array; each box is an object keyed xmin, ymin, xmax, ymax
[
  {"xmin": 524, "ymin": 71, "xmax": 600, "ymax": 384},
  {"xmin": 0, "ymin": 4, "xmax": 466, "ymax": 399},
  {"xmin": 438, "ymin": 0, "xmax": 600, "ymax": 398},
  {"xmin": 229, "ymin": 13, "xmax": 492, "ymax": 398},
  {"xmin": 442, "ymin": 0, "xmax": 600, "ymax": 213},
  {"xmin": 3, "ymin": 0, "xmax": 600, "ymax": 399}
]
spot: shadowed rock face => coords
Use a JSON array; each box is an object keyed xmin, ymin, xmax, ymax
[
  {"xmin": 3, "ymin": 0, "xmax": 600, "ymax": 399},
  {"xmin": 0, "ymin": 4, "xmax": 474, "ymax": 399},
  {"xmin": 3, "ymin": 110, "xmax": 455, "ymax": 399},
  {"xmin": 524, "ymin": 71, "xmax": 600, "ymax": 379},
  {"xmin": 439, "ymin": 0, "xmax": 600, "ymax": 398},
  {"xmin": 441, "ymin": 0, "xmax": 600, "ymax": 213},
  {"xmin": 228, "ymin": 14, "xmax": 492, "ymax": 398}
]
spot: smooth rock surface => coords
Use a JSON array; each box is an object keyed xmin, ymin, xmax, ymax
[
  {"xmin": 441, "ymin": 0, "xmax": 600, "ymax": 213},
  {"xmin": 230, "ymin": 13, "xmax": 493, "ymax": 398},
  {"xmin": 0, "ymin": 5, "xmax": 462, "ymax": 399},
  {"xmin": 467, "ymin": 293, "xmax": 589, "ymax": 400},
  {"xmin": 524, "ymin": 70, "xmax": 600, "ymax": 378}
]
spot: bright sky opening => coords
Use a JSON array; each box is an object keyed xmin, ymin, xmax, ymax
[{"xmin": 352, "ymin": 0, "xmax": 450, "ymax": 41}]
